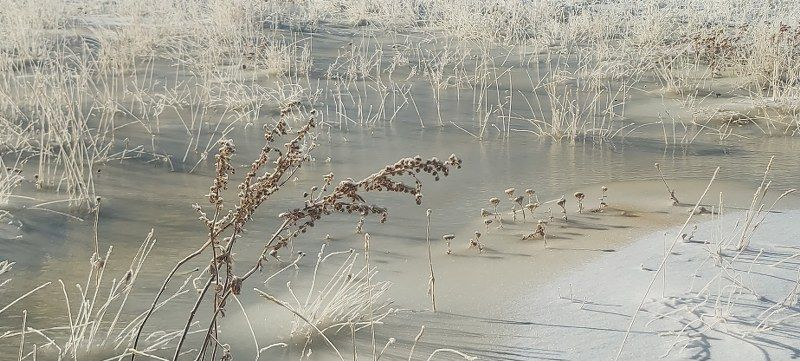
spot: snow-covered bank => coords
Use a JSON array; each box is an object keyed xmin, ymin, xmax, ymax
[{"xmin": 499, "ymin": 209, "xmax": 800, "ymax": 360}]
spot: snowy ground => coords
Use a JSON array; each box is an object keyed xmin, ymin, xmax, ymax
[{"xmin": 494, "ymin": 209, "xmax": 800, "ymax": 360}]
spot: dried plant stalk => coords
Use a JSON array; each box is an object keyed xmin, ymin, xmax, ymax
[
  {"xmin": 132, "ymin": 110, "xmax": 461, "ymax": 361},
  {"xmin": 425, "ymin": 209, "xmax": 437, "ymax": 311}
]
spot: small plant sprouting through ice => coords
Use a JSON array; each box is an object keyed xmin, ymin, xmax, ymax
[
  {"xmin": 443, "ymin": 234, "xmax": 455, "ymax": 254},
  {"xmin": 468, "ymin": 231, "xmax": 484, "ymax": 252},
  {"xmin": 557, "ymin": 196, "xmax": 568, "ymax": 221},
  {"xmin": 599, "ymin": 186, "xmax": 609, "ymax": 209},
  {"xmin": 489, "ymin": 197, "xmax": 502, "ymax": 227},
  {"xmin": 574, "ymin": 192, "xmax": 585, "ymax": 213}
]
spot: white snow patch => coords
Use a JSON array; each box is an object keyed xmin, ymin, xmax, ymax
[{"xmin": 501, "ymin": 210, "xmax": 800, "ymax": 360}]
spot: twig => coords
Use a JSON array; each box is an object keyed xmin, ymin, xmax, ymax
[
  {"xmin": 615, "ymin": 167, "xmax": 719, "ymax": 360},
  {"xmin": 425, "ymin": 209, "xmax": 436, "ymax": 312},
  {"xmin": 407, "ymin": 326, "xmax": 425, "ymax": 361},
  {"xmin": 254, "ymin": 289, "xmax": 346, "ymax": 361}
]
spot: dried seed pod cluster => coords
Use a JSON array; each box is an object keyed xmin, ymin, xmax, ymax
[{"xmin": 278, "ymin": 153, "xmax": 462, "ymax": 235}]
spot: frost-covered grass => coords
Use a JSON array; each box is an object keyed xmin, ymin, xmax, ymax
[
  {"xmin": 0, "ymin": 162, "xmax": 22, "ymax": 205},
  {"xmin": 0, "ymin": 260, "xmax": 12, "ymax": 291},
  {"xmin": 0, "ymin": 0, "xmax": 798, "ymax": 209},
  {"xmin": 0, "ymin": 232, "xmax": 202, "ymax": 361},
  {"xmin": 1, "ymin": 1, "xmax": 800, "ymax": 360},
  {"xmin": 1, "ymin": 0, "xmax": 798, "ymax": 178}
]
